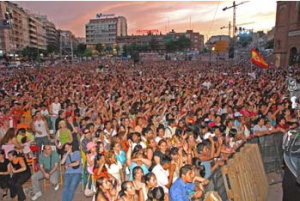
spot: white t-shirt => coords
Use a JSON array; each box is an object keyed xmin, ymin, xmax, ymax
[
  {"xmin": 152, "ymin": 164, "xmax": 169, "ymax": 193},
  {"xmin": 51, "ymin": 103, "xmax": 61, "ymax": 116},
  {"xmin": 106, "ymin": 161, "xmax": 122, "ymax": 181},
  {"xmin": 33, "ymin": 119, "xmax": 48, "ymax": 138}
]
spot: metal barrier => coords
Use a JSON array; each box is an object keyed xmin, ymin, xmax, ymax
[{"xmin": 205, "ymin": 133, "xmax": 284, "ymax": 201}]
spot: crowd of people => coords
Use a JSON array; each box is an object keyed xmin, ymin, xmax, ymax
[{"xmin": 0, "ymin": 60, "xmax": 296, "ymax": 201}]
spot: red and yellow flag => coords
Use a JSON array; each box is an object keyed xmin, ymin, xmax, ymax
[{"xmin": 251, "ymin": 49, "xmax": 269, "ymax": 69}]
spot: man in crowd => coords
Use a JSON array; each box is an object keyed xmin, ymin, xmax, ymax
[{"xmin": 31, "ymin": 144, "xmax": 60, "ymax": 200}]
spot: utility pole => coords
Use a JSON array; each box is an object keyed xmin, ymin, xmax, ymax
[{"xmin": 223, "ymin": 1, "xmax": 249, "ymax": 59}]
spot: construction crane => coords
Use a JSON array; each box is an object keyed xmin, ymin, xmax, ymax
[
  {"xmin": 222, "ymin": 1, "xmax": 249, "ymax": 58},
  {"xmin": 220, "ymin": 21, "xmax": 253, "ymax": 37},
  {"xmin": 222, "ymin": 1, "xmax": 249, "ymax": 38}
]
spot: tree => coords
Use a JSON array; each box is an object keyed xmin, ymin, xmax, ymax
[
  {"xmin": 76, "ymin": 43, "xmax": 86, "ymax": 56},
  {"xmin": 83, "ymin": 49, "xmax": 92, "ymax": 57},
  {"xmin": 177, "ymin": 35, "xmax": 191, "ymax": 51},
  {"xmin": 105, "ymin": 45, "xmax": 113, "ymax": 54},
  {"xmin": 115, "ymin": 45, "xmax": 120, "ymax": 55},
  {"xmin": 95, "ymin": 44, "xmax": 104, "ymax": 55},
  {"xmin": 122, "ymin": 45, "xmax": 128, "ymax": 57},
  {"xmin": 20, "ymin": 46, "xmax": 39, "ymax": 61},
  {"xmin": 46, "ymin": 45, "xmax": 58, "ymax": 55},
  {"xmin": 149, "ymin": 37, "xmax": 160, "ymax": 51}
]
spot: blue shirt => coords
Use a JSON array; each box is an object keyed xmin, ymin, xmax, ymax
[
  {"xmin": 65, "ymin": 151, "xmax": 82, "ymax": 174},
  {"xmin": 201, "ymin": 161, "xmax": 212, "ymax": 179},
  {"xmin": 170, "ymin": 178, "xmax": 195, "ymax": 201},
  {"xmin": 128, "ymin": 162, "xmax": 149, "ymax": 181},
  {"xmin": 115, "ymin": 150, "xmax": 126, "ymax": 166}
]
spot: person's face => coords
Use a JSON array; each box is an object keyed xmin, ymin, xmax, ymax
[
  {"xmin": 102, "ymin": 178, "xmax": 112, "ymax": 191},
  {"xmin": 64, "ymin": 144, "xmax": 71, "ymax": 152},
  {"xmin": 0, "ymin": 153, "xmax": 4, "ymax": 160},
  {"xmin": 146, "ymin": 130, "xmax": 154, "ymax": 138},
  {"xmin": 148, "ymin": 175, "xmax": 157, "ymax": 187},
  {"xmin": 149, "ymin": 139, "xmax": 156, "ymax": 148},
  {"xmin": 7, "ymin": 153, "xmax": 14, "ymax": 161},
  {"xmin": 182, "ymin": 169, "xmax": 194, "ymax": 183},
  {"xmin": 113, "ymin": 143, "xmax": 121, "ymax": 152},
  {"xmin": 159, "ymin": 142, "xmax": 167, "ymax": 152},
  {"xmin": 134, "ymin": 169, "xmax": 143, "ymax": 180},
  {"xmin": 124, "ymin": 118, "xmax": 130, "ymax": 126},
  {"xmin": 132, "ymin": 134, "xmax": 139, "ymax": 142},
  {"xmin": 106, "ymin": 122, "xmax": 111, "ymax": 129},
  {"xmin": 126, "ymin": 182, "xmax": 136, "ymax": 196},
  {"xmin": 44, "ymin": 145, "xmax": 52, "ymax": 155},
  {"xmin": 158, "ymin": 128, "xmax": 165, "ymax": 137}
]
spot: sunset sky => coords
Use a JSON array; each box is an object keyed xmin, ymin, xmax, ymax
[{"xmin": 16, "ymin": 1, "xmax": 277, "ymax": 41}]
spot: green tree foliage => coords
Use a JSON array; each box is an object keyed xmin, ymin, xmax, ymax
[{"xmin": 165, "ymin": 35, "xmax": 191, "ymax": 53}]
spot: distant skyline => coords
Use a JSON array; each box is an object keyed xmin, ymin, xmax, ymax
[{"xmin": 16, "ymin": 1, "xmax": 276, "ymax": 40}]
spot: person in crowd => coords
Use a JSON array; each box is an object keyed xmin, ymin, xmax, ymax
[
  {"xmin": 50, "ymin": 97, "xmax": 61, "ymax": 134},
  {"xmin": 126, "ymin": 143, "xmax": 151, "ymax": 181},
  {"xmin": 81, "ymin": 128, "xmax": 93, "ymax": 153},
  {"xmin": 118, "ymin": 181, "xmax": 143, "ymax": 201},
  {"xmin": 55, "ymin": 120, "xmax": 73, "ymax": 156},
  {"xmin": 95, "ymin": 177, "xmax": 117, "ymax": 201},
  {"xmin": 86, "ymin": 141, "xmax": 98, "ymax": 175},
  {"xmin": 60, "ymin": 143, "xmax": 82, "ymax": 201},
  {"xmin": 31, "ymin": 111, "xmax": 50, "ymax": 148},
  {"xmin": 0, "ymin": 149, "xmax": 10, "ymax": 198},
  {"xmin": 105, "ymin": 151, "xmax": 123, "ymax": 183},
  {"xmin": 7, "ymin": 150, "xmax": 31, "ymax": 201},
  {"xmin": 147, "ymin": 186, "xmax": 165, "ymax": 201},
  {"xmin": 31, "ymin": 144, "xmax": 60, "ymax": 200},
  {"xmin": 132, "ymin": 166, "xmax": 147, "ymax": 201},
  {"xmin": 170, "ymin": 164, "xmax": 204, "ymax": 201},
  {"xmin": 0, "ymin": 128, "xmax": 22, "ymax": 157}
]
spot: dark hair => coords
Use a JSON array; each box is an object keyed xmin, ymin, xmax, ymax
[
  {"xmin": 132, "ymin": 166, "xmax": 144, "ymax": 180},
  {"xmin": 8, "ymin": 150, "xmax": 18, "ymax": 157},
  {"xmin": 0, "ymin": 128, "xmax": 16, "ymax": 145},
  {"xmin": 160, "ymin": 155, "xmax": 171, "ymax": 166},
  {"xmin": 229, "ymin": 128, "xmax": 237, "ymax": 138},
  {"xmin": 170, "ymin": 147, "xmax": 179, "ymax": 156},
  {"xmin": 95, "ymin": 177, "xmax": 110, "ymax": 201},
  {"xmin": 147, "ymin": 186, "xmax": 165, "ymax": 201},
  {"xmin": 196, "ymin": 140, "xmax": 210, "ymax": 153},
  {"xmin": 118, "ymin": 181, "xmax": 132, "ymax": 197},
  {"xmin": 17, "ymin": 128, "xmax": 26, "ymax": 134},
  {"xmin": 179, "ymin": 164, "xmax": 194, "ymax": 177},
  {"xmin": 144, "ymin": 172, "xmax": 156, "ymax": 185}
]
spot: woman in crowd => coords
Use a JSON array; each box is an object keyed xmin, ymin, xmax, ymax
[
  {"xmin": 95, "ymin": 177, "xmax": 117, "ymax": 201},
  {"xmin": 126, "ymin": 144, "xmax": 151, "ymax": 181},
  {"xmin": 0, "ymin": 128, "xmax": 22, "ymax": 157},
  {"xmin": 132, "ymin": 166, "xmax": 147, "ymax": 201},
  {"xmin": 60, "ymin": 143, "xmax": 82, "ymax": 201},
  {"xmin": 0, "ymin": 149, "xmax": 10, "ymax": 198},
  {"xmin": 7, "ymin": 150, "xmax": 31, "ymax": 201},
  {"xmin": 118, "ymin": 181, "xmax": 143, "ymax": 201},
  {"xmin": 105, "ymin": 151, "xmax": 123, "ymax": 183},
  {"xmin": 55, "ymin": 120, "xmax": 73, "ymax": 155}
]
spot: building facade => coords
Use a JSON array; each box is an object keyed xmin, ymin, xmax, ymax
[
  {"xmin": 274, "ymin": 1, "xmax": 300, "ymax": 67},
  {"xmin": 0, "ymin": 2, "xmax": 30, "ymax": 54},
  {"xmin": 86, "ymin": 16, "xmax": 127, "ymax": 48},
  {"xmin": 36, "ymin": 15, "xmax": 59, "ymax": 50},
  {"xmin": 167, "ymin": 30, "xmax": 204, "ymax": 51},
  {"xmin": 28, "ymin": 14, "xmax": 47, "ymax": 50},
  {"xmin": 58, "ymin": 30, "xmax": 79, "ymax": 56},
  {"xmin": 0, "ymin": 2, "xmax": 48, "ymax": 54}
]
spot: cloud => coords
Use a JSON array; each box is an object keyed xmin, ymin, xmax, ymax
[{"xmin": 15, "ymin": 1, "xmax": 276, "ymax": 39}]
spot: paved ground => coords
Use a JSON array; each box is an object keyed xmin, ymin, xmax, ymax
[{"xmin": 267, "ymin": 183, "xmax": 282, "ymax": 201}]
